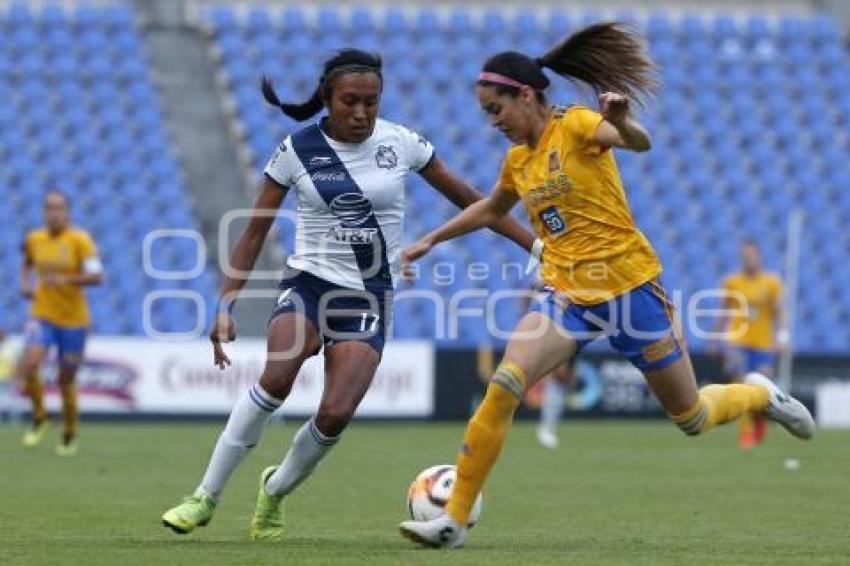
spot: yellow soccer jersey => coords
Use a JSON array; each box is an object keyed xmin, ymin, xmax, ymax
[
  {"xmin": 498, "ymin": 105, "xmax": 661, "ymax": 304},
  {"xmin": 24, "ymin": 227, "xmax": 98, "ymax": 327},
  {"xmin": 722, "ymin": 271, "xmax": 783, "ymax": 350}
]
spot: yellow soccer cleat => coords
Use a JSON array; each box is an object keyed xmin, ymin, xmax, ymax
[
  {"xmin": 249, "ymin": 466, "xmax": 284, "ymax": 541},
  {"xmin": 161, "ymin": 492, "xmax": 216, "ymax": 535},
  {"xmin": 22, "ymin": 420, "xmax": 50, "ymax": 448}
]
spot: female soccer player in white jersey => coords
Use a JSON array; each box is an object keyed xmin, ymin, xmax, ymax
[{"xmin": 161, "ymin": 49, "xmax": 536, "ymax": 540}]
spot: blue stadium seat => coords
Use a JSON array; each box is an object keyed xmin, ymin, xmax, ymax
[{"xmin": 0, "ymin": 4, "xmax": 215, "ymax": 336}]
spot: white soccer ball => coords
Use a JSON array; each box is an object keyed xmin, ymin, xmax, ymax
[{"xmin": 406, "ymin": 464, "xmax": 483, "ymax": 527}]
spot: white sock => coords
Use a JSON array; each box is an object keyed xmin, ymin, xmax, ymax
[
  {"xmin": 264, "ymin": 417, "xmax": 339, "ymax": 497},
  {"xmin": 197, "ymin": 383, "xmax": 282, "ymax": 501},
  {"xmin": 540, "ymin": 378, "xmax": 567, "ymax": 433}
]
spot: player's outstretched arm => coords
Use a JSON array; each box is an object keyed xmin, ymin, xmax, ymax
[
  {"xmin": 210, "ymin": 178, "xmax": 287, "ymax": 369},
  {"xmin": 403, "ymin": 184, "xmax": 518, "ymax": 267},
  {"xmin": 50, "ymin": 268, "xmax": 103, "ymax": 287},
  {"xmin": 418, "ymin": 156, "xmax": 536, "ymax": 252},
  {"xmin": 19, "ymin": 253, "xmax": 34, "ymax": 299}
]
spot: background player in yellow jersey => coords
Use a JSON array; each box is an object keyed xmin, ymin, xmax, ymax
[
  {"xmin": 398, "ymin": 22, "xmax": 815, "ymax": 547},
  {"xmin": 712, "ymin": 240, "xmax": 788, "ymax": 450},
  {"xmin": 17, "ymin": 190, "xmax": 103, "ymax": 455}
]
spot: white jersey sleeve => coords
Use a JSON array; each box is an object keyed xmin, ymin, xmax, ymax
[
  {"xmin": 263, "ymin": 137, "xmax": 300, "ymax": 188},
  {"xmin": 396, "ymin": 125, "xmax": 435, "ymax": 172}
]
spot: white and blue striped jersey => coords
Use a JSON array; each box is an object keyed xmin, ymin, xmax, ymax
[{"xmin": 264, "ymin": 118, "xmax": 435, "ymax": 292}]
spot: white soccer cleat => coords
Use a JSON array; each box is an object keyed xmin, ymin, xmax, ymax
[
  {"xmin": 744, "ymin": 372, "xmax": 815, "ymax": 440},
  {"xmin": 399, "ymin": 514, "xmax": 468, "ymax": 549},
  {"xmin": 536, "ymin": 425, "xmax": 559, "ymax": 450}
]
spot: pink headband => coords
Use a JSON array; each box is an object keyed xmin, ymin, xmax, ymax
[{"xmin": 478, "ymin": 72, "xmax": 532, "ymax": 90}]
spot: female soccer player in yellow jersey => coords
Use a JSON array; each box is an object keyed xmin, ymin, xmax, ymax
[
  {"xmin": 712, "ymin": 240, "xmax": 788, "ymax": 450},
  {"xmin": 398, "ymin": 22, "xmax": 815, "ymax": 548},
  {"xmin": 17, "ymin": 190, "xmax": 103, "ymax": 456}
]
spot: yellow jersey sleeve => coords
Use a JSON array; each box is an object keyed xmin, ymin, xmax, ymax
[
  {"xmin": 562, "ymin": 106, "xmax": 606, "ymax": 154},
  {"xmin": 76, "ymin": 230, "xmax": 98, "ymax": 262},
  {"xmin": 497, "ymin": 148, "xmax": 521, "ymax": 196}
]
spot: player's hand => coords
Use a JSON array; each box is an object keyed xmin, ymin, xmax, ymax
[
  {"xmin": 599, "ymin": 92, "xmax": 629, "ymax": 125},
  {"xmin": 21, "ymin": 286, "xmax": 34, "ymax": 299},
  {"xmin": 210, "ymin": 312, "xmax": 236, "ymax": 370},
  {"xmin": 401, "ymin": 238, "xmax": 434, "ymax": 280}
]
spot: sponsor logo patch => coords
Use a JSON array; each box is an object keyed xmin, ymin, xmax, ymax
[
  {"xmin": 309, "ymin": 155, "xmax": 333, "ymax": 167},
  {"xmin": 640, "ymin": 335, "xmax": 678, "ymax": 364}
]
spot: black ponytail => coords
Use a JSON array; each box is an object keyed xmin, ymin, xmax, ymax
[
  {"xmin": 261, "ymin": 48, "xmax": 383, "ymax": 122},
  {"xmin": 261, "ymin": 76, "xmax": 324, "ymax": 121}
]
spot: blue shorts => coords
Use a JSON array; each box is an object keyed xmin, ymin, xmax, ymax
[
  {"xmin": 723, "ymin": 347, "xmax": 776, "ymax": 376},
  {"xmin": 531, "ymin": 279, "xmax": 683, "ymax": 372},
  {"xmin": 24, "ymin": 318, "xmax": 88, "ymax": 368},
  {"xmin": 269, "ymin": 270, "xmax": 391, "ymax": 356}
]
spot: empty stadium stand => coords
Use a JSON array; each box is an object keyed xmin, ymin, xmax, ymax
[
  {"xmin": 0, "ymin": 3, "xmax": 217, "ymax": 336},
  {"xmin": 202, "ymin": 6, "xmax": 850, "ymax": 351}
]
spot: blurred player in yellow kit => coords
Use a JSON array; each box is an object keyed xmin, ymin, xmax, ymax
[
  {"xmin": 713, "ymin": 240, "xmax": 788, "ymax": 450},
  {"xmin": 17, "ymin": 190, "xmax": 103, "ymax": 455}
]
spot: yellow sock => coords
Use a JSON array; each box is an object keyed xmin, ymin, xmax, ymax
[
  {"xmin": 445, "ymin": 362, "xmax": 526, "ymax": 525},
  {"xmin": 60, "ymin": 383, "xmax": 78, "ymax": 439},
  {"xmin": 671, "ymin": 384, "xmax": 769, "ymax": 435},
  {"xmin": 25, "ymin": 373, "xmax": 47, "ymax": 423}
]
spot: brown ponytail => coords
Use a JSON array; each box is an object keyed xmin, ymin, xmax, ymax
[{"xmin": 537, "ymin": 22, "xmax": 658, "ymax": 107}]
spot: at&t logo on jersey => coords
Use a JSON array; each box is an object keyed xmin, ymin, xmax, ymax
[
  {"xmin": 326, "ymin": 193, "xmax": 378, "ymax": 244},
  {"xmin": 326, "ymin": 226, "xmax": 378, "ymax": 244},
  {"xmin": 329, "ymin": 193, "xmax": 373, "ymax": 226}
]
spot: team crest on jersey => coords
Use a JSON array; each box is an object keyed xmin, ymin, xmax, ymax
[
  {"xmin": 548, "ymin": 149, "xmax": 560, "ymax": 172},
  {"xmin": 375, "ymin": 145, "xmax": 398, "ymax": 169}
]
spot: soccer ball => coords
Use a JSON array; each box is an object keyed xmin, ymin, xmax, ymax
[{"xmin": 406, "ymin": 464, "xmax": 483, "ymax": 527}]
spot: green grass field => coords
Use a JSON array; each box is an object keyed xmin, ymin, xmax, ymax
[{"xmin": 2, "ymin": 420, "xmax": 848, "ymax": 565}]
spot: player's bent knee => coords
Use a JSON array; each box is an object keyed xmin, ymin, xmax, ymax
[{"xmin": 258, "ymin": 367, "xmax": 299, "ymax": 400}]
